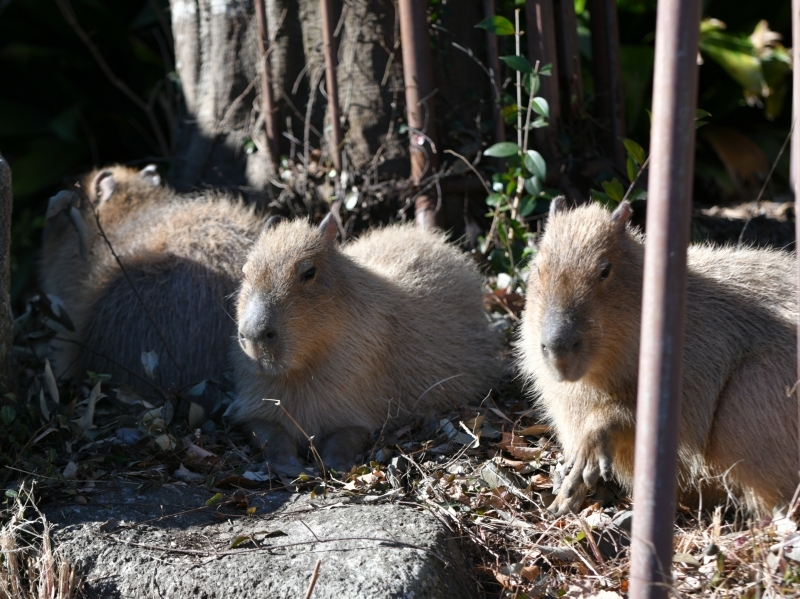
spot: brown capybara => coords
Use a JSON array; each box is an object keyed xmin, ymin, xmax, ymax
[
  {"xmin": 39, "ymin": 165, "xmax": 264, "ymax": 399},
  {"xmin": 519, "ymin": 198, "xmax": 797, "ymax": 516},
  {"xmin": 227, "ymin": 214, "xmax": 501, "ymax": 472}
]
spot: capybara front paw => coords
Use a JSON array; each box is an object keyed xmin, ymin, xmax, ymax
[{"xmin": 547, "ymin": 447, "xmax": 612, "ymax": 516}]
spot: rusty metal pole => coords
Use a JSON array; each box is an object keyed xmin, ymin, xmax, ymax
[
  {"xmin": 586, "ymin": 0, "xmax": 626, "ymax": 171},
  {"xmin": 629, "ymin": 0, "xmax": 702, "ymax": 596},
  {"xmin": 320, "ymin": 0, "xmax": 343, "ymax": 173},
  {"xmin": 526, "ymin": 0, "xmax": 560, "ymax": 164},
  {"xmin": 254, "ymin": 0, "xmax": 280, "ymax": 167},
  {"xmin": 792, "ymin": 0, "xmax": 800, "ymax": 468},
  {"xmin": 398, "ymin": 0, "xmax": 441, "ymax": 229},
  {"xmin": 483, "ymin": 0, "xmax": 505, "ymax": 148}
]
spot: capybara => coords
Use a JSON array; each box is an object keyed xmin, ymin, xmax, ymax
[
  {"xmin": 519, "ymin": 198, "xmax": 797, "ymax": 516},
  {"xmin": 39, "ymin": 165, "xmax": 264, "ymax": 399},
  {"xmin": 228, "ymin": 214, "xmax": 501, "ymax": 472}
]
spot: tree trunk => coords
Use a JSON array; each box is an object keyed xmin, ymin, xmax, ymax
[
  {"xmin": 167, "ymin": 0, "xmax": 490, "ymax": 231},
  {"xmin": 169, "ymin": 0, "xmax": 407, "ymax": 195},
  {"xmin": 0, "ymin": 153, "xmax": 13, "ymax": 393}
]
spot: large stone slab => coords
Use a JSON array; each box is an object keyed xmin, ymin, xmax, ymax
[{"xmin": 46, "ymin": 484, "xmax": 476, "ymax": 598}]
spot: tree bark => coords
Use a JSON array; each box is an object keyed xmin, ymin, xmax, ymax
[
  {"xmin": 167, "ymin": 0, "xmax": 490, "ymax": 227},
  {"xmin": 169, "ymin": 0, "xmax": 407, "ymax": 194},
  {"xmin": 0, "ymin": 153, "xmax": 13, "ymax": 393}
]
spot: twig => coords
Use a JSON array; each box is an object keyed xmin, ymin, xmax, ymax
[
  {"xmin": 102, "ymin": 532, "xmax": 446, "ymax": 564},
  {"xmin": 303, "ymin": 559, "xmax": 322, "ymax": 599},
  {"xmin": 737, "ymin": 120, "xmax": 794, "ymax": 248},
  {"xmin": 442, "ymin": 150, "xmax": 491, "ymax": 195},
  {"xmin": 78, "ymin": 187, "xmax": 183, "ymax": 374},
  {"xmin": 514, "ymin": 9, "xmax": 523, "ymax": 150},
  {"xmin": 54, "ymin": 0, "xmax": 169, "ymax": 156},
  {"xmin": 620, "ymin": 155, "xmax": 651, "ymax": 204}
]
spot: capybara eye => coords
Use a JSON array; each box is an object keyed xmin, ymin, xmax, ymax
[
  {"xmin": 301, "ymin": 266, "xmax": 317, "ymax": 282},
  {"xmin": 599, "ymin": 263, "xmax": 612, "ymax": 281}
]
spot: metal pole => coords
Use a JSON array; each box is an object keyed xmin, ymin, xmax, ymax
[
  {"xmin": 586, "ymin": 0, "xmax": 626, "ymax": 171},
  {"xmin": 254, "ymin": 0, "xmax": 280, "ymax": 167},
  {"xmin": 320, "ymin": 0, "xmax": 343, "ymax": 173},
  {"xmin": 483, "ymin": 0, "xmax": 505, "ymax": 149},
  {"xmin": 526, "ymin": 0, "xmax": 560, "ymax": 165},
  {"xmin": 397, "ymin": 0, "xmax": 441, "ymax": 229},
  {"xmin": 792, "ymin": 0, "xmax": 800, "ymax": 468},
  {"xmin": 629, "ymin": 0, "xmax": 702, "ymax": 596}
]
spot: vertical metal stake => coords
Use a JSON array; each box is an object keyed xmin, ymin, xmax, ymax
[
  {"xmin": 791, "ymin": 0, "xmax": 800, "ymax": 471},
  {"xmin": 320, "ymin": 0, "xmax": 343, "ymax": 174},
  {"xmin": 398, "ymin": 0, "xmax": 441, "ymax": 229},
  {"xmin": 629, "ymin": 0, "xmax": 702, "ymax": 597},
  {"xmin": 254, "ymin": 0, "xmax": 280, "ymax": 167}
]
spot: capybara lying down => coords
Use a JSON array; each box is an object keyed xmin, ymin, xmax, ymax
[
  {"xmin": 228, "ymin": 214, "xmax": 501, "ymax": 472},
  {"xmin": 40, "ymin": 165, "xmax": 263, "ymax": 399},
  {"xmin": 519, "ymin": 198, "xmax": 797, "ymax": 515}
]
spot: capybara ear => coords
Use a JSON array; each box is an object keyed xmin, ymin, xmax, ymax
[
  {"xmin": 610, "ymin": 200, "xmax": 633, "ymax": 231},
  {"xmin": 549, "ymin": 196, "xmax": 568, "ymax": 218},
  {"xmin": 318, "ymin": 213, "xmax": 338, "ymax": 246},
  {"xmin": 92, "ymin": 170, "xmax": 116, "ymax": 204},
  {"xmin": 263, "ymin": 215, "xmax": 283, "ymax": 232},
  {"xmin": 138, "ymin": 164, "xmax": 161, "ymax": 186}
]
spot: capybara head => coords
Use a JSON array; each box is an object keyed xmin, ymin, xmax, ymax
[
  {"xmin": 522, "ymin": 198, "xmax": 643, "ymax": 384},
  {"xmin": 236, "ymin": 214, "xmax": 344, "ymax": 376}
]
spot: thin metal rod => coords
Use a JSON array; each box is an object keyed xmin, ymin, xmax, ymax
[
  {"xmin": 792, "ymin": 0, "xmax": 800, "ymax": 469},
  {"xmin": 254, "ymin": 0, "xmax": 280, "ymax": 166},
  {"xmin": 629, "ymin": 0, "xmax": 702, "ymax": 596},
  {"xmin": 586, "ymin": 0, "xmax": 626, "ymax": 170},
  {"xmin": 397, "ymin": 0, "xmax": 441, "ymax": 229},
  {"xmin": 320, "ymin": 0, "xmax": 343, "ymax": 173},
  {"xmin": 483, "ymin": 0, "xmax": 505, "ymax": 148},
  {"xmin": 526, "ymin": 0, "xmax": 560, "ymax": 164}
]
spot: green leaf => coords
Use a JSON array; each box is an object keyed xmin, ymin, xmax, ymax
[
  {"xmin": 539, "ymin": 63, "xmax": 553, "ymax": 76},
  {"xmin": 485, "ymin": 141, "xmax": 520, "ymax": 158},
  {"xmin": 531, "ymin": 97, "xmax": 550, "ymax": 118},
  {"xmin": 500, "ymin": 55, "xmax": 534, "ymax": 74},
  {"xmin": 626, "ymin": 156, "xmax": 638, "ymax": 184},
  {"xmin": 0, "ymin": 406, "xmax": 15, "ymax": 426},
  {"xmin": 205, "ymin": 492, "xmax": 225, "ymax": 506},
  {"xmin": 523, "ymin": 150, "xmax": 546, "ymax": 180},
  {"xmin": 528, "ymin": 116, "xmax": 548, "ymax": 129},
  {"xmin": 230, "ymin": 535, "xmax": 252, "ymax": 549},
  {"xmin": 622, "ymin": 138, "xmax": 646, "ymax": 166},
  {"xmin": 475, "ymin": 15, "xmax": 515, "ymax": 36},
  {"xmin": 485, "ymin": 193, "xmax": 505, "ymax": 207},
  {"xmin": 695, "ymin": 109, "xmax": 712, "ymax": 120},
  {"xmin": 601, "ymin": 179, "xmax": 625, "ymax": 202},
  {"xmin": 519, "ymin": 195, "xmax": 537, "ymax": 218},
  {"xmin": 524, "ymin": 176, "xmax": 543, "ymax": 196},
  {"xmin": 522, "ymin": 73, "xmax": 540, "ymax": 96}
]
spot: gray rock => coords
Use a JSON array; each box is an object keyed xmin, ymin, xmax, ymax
[{"xmin": 45, "ymin": 484, "xmax": 476, "ymax": 598}]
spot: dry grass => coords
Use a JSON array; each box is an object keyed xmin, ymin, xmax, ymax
[{"xmin": 0, "ymin": 485, "xmax": 81, "ymax": 599}]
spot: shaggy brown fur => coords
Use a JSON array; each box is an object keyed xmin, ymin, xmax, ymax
[
  {"xmin": 228, "ymin": 215, "xmax": 501, "ymax": 472},
  {"xmin": 519, "ymin": 199, "xmax": 798, "ymax": 516},
  {"xmin": 39, "ymin": 165, "xmax": 264, "ymax": 398}
]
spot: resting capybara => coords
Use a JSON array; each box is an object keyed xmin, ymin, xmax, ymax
[
  {"xmin": 519, "ymin": 198, "xmax": 797, "ymax": 515},
  {"xmin": 40, "ymin": 165, "xmax": 264, "ymax": 398},
  {"xmin": 228, "ymin": 214, "xmax": 501, "ymax": 472}
]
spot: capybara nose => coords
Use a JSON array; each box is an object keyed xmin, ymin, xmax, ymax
[
  {"xmin": 238, "ymin": 298, "xmax": 278, "ymax": 348},
  {"xmin": 540, "ymin": 313, "xmax": 583, "ymax": 359}
]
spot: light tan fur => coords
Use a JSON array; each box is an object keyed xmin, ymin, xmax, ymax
[
  {"xmin": 39, "ymin": 165, "xmax": 264, "ymax": 397},
  {"xmin": 228, "ymin": 216, "xmax": 501, "ymax": 472},
  {"xmin": 519, "ymin": 199, "xmax": 798, "ymax": 515}
]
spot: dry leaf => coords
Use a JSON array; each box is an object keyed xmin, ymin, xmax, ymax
[
  {"xmin": 63, "ymin": 461, "xmax": 78, "ymax": 480},
  {"xmin": 516, "ymin": 424, "xmax": 550, "ymax": 436},
  {"xmin": 187, "ymin": 402, "xmax": 205, "ymax": 429},
  {"xmin": 174, "ymin": 463, "xmax": 204, "ymax": 481},
  {"xmin": 141, "ymin": 350, "xmax": 159, "ymax": 379},
  {"xmin": 43, "ymin": 359, "xmax": 59, "ymax": 403},
  {"xmin": 520, "ymin": 564, "xmax": 541, "ymax": 581},
  {"xmin": 75, "ymin": 380, "xmax": 103, "ymax": 432}
]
